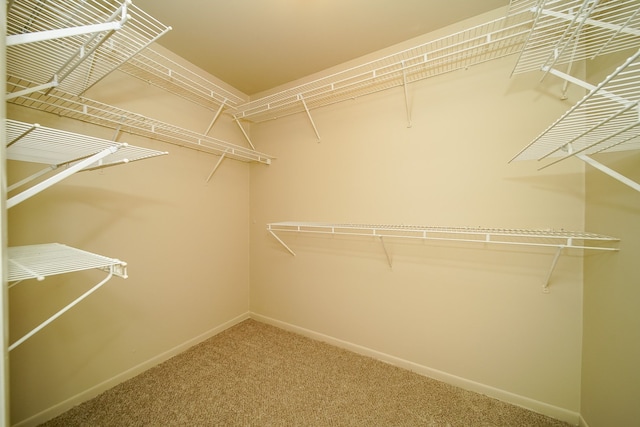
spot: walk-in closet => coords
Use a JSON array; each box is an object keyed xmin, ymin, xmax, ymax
[{"xmin": 2, "ymin": 1, "xmax": 638, "ymax": 426}]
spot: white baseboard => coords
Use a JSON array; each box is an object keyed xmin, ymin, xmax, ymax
[
  {"xmin": 250, "ymin": 312, "xmax": 581, "ymax": 426},
  {"xmin": 14, "ymin": 312, "xmax": 250, "ymax": 427}
]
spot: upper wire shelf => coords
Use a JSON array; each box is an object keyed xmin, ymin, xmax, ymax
[
  {"xmin": 119, "ymin": 47, "xmax": 247, "ymax": 112},
  {"xmin": 6, "ymin": 79, "xmax": 274, "ymax": 165},
  {"xmin": 233, "ymin": 12, "xmax": 534, "ymax": 123},
  {"xmin": 6, "ymin": 0, "xmax": 171, "ymax": 99},
  {"xmin": 507, "ymin": 0, "xmax": 640, "ymax": 76},
  {"xmin": 510, "ymin": 48, "xmax": 640, "ymax": 164}
]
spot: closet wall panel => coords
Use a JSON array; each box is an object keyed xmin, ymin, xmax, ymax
[
  {"xmin": 249, "ymin": 12, "xmax": 588, "ymax": 420},
  {"xmin": 7, "ymin": 68, "xmax": 251, "ymax": 424}
]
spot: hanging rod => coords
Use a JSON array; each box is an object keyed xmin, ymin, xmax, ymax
[
  {"xmin": 508, "ymin": 0, "xmax": 640, "ymax": 76},
  {"xmin": 6, "ymin": 80, "xmax": 274, "ymax": 165},
  {"xmin": 6, "ymin": 0, "xmax": 172, "ymax": 98},
  {"xmin": 267, "ymin": 222, "xmax": 619, "ymax": 291},
  {"xmin": 233, "ymin": 12, "xmax": 533, "ymax": 124}
]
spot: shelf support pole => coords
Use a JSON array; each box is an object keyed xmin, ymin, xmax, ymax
[
  {"xmin": 268, "ymin": 231, "xmax": 296, "ymax": 256},
  {"xmin": 379, "ymin": 236, "xmax": 393, "ymax": 268},
  {"xmin": 6, "ymin": 123, "xmax": 40, "ymax": 147},
  {"xmin": 6, "ymin": 81, "xmax": 58, "ymax": 100},
  {"xmin": 543, "ymin": 246, "xmax": 564, "ymax": 293},
  {"xmin": 299, "ymin": 95, "xmax": 321, "ymax": 142},
  {"xmin": 576, "ymin": 153, "xmax": 640, "ymax": 193},
  {"xmin": 7, "ymin": 165, "xmax": 57, "ymax": 192},
  {"xmin": 7, "ymin": 145, "xmax": 120, "ymax": 209},
  {"xmin": 206, "ymin": 153, "xmax": 226, "ymax": 182},
  {"xmin": 9, "ymin": 270, "xmax": 115, "ymax": 351},
  {"xmin": 204, "ymin": 100, "xmax": 227, "ymax": 135},
  {"xmin": 234, "ymin": 119, "xmax": 256, "ymax": 150},
  {"xmin": 402, "ymin": 64, "xmax": 412, "ymax": 128}
]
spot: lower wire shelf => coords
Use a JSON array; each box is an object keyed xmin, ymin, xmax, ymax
[
  {"xmin": 7, "ymin": 243, "xmax": 128, "ymax": 351},
  {"xmin": 267, "ymin": 222, "xmax": 620, "ymax": 292}
]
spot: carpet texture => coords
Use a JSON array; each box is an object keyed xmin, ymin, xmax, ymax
[{"xmin": 41, "ymin": 319, "xmax": 572, "ymax": 426}]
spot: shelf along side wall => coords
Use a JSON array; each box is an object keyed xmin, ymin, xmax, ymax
[
  {"xmin": 7, "ymin": 243, "xmax": 128, "ymax": 351},
  {"xmin": 510, "ymin": 48, "xmax": 640, "ymax": 193},
  {"xmin": 266, "ymin": 222, "xmax": 620, "ymax": 292},
  {"xmin": 5, "ymin": 118, "xmax": 168, "ymax": 208},
  {"xmin": 6, "ymin": 79, "xmax": 274, "ymax": 166},
  {"xmin": 6, "ymin": 0, "xmax": 172, "ymax": 99}
]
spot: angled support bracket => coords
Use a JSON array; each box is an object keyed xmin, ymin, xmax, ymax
[
  {"xmin": 576, "ymin": 153, "xmax": 640, "ymax": 193},
  {"xmin": 268, "ymin": 230, "xmax": 297, "ymax": 256},
  {"xmin": 206, "ymin": 153, "xmax": 227, "ymax": 182},
  {"xmin": 401, "ymin": 63, "xmax": 413, "ymax": 128},
  {"xmin": 298, "ymin": 95, "xmax": 321, "ymax": 142},
  {"xmin": 9, "ymin": 270, "xmax": 115, "ymax": 351},
  {"xmin": 204, "ymin": 100, "xmax": 227, "ymax": 135},
  {"xmin": 6, "ymin": 80, "xmax": 58, "ymax": 100},
  {"xmin": 234, "ymin": 119, "xmax": 256, "ymax": 150},
  {"xmin": 7, "ymin": 145, "xmax": 121, "ymax": 208},
  {"xmin": 542, "ymin": 246, "xmax": 564, "ymax": 293},
  {"xmin": 379, "ymin": 236, "xmax": 393, "ymax": 268}
]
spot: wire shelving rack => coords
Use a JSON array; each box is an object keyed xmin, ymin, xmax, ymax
[
  {"xmin": 267, "ymin": 222, "xmax": 619, "ymax": 292},
  {"xmin": 507, "ymin": 0, "xmax": 640, "ymax": 192}
]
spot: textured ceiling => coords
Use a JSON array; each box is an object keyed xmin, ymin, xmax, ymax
[{"xmin": 133, "ymin": 0, "xmax": 510, "ymax": 95}]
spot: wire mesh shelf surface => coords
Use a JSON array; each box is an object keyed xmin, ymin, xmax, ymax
[
  {"xmin": 267, "ymin": 222, "xmax": 619, "ymax": 250},
  {"xmin": 7, "ymin": 0, "xmax": 171, "ymax": 97},
  {"xmin": 511, "ymin": 48, "xmax": 640, "ymax": 164},
  {"xmin": 508, "ymin": 0, "xmax": 640, "ymax": 76},
  {"xmin": 6, "ymin": 80, "xmax": 273, "ymax": 164},
  {"xmin": 8, "ymin": 243, "xmax": 127, "ymax": 282},
  {"xmin": 6, "ymin": 118, "xmax": 168, "ymax": 168},
  {"xmin": 119, "ymin": 47, "xmax": 247, "ymax": 112},
  {"xmin": 234, "ymin": 12, "xmax": 533, "ymax": 123}
]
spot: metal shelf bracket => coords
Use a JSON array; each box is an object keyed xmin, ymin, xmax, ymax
[{"xmin": 299, "ymin": 95, "xmax": 321, "ymax": 142}]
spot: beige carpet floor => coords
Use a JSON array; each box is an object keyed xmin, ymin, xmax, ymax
[{"xmin": 41, "ymin": 319, "xmax": 572, "ymax": 426}]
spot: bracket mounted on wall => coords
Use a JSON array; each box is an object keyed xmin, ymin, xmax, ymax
[
  {"xmin": 7, "ymin": 243, "xmax": 128, "ymax": 351},
  {"xmin": 267, "ymin": 222, "xmax": 619, "ymax": 292}
]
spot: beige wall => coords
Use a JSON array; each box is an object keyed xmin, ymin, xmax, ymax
[
  {"xmin": 9, "ymin": 6, "xmax": 639, "ymax": 427},
  {"xmin": 7, "ymin": 67, "xmax": 253, "ymax": 424},
  {"xmin": 249, "ymin": 15, "xmax": 587, "ymax": 423},
  {"xmin": 582, "ymin": 51, "xmax": 640, "ymax": 427}
]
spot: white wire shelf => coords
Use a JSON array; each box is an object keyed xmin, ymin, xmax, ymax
[
  {"xmin": 6, "ymin": 118, "xmax": 168, "ymax": 208},
  {"xmin": 7, "ymin": 243, "xmax": 127, "ymax": 351},
  {"xmin": 6, "ymin": 118, "xmax": 167, "ymax": 167},
  {"xmin": 6, "ymin": 79, "xmax": 274, "ymax": 165},
  {"xmin": 6, "ymin": 0, "xmax": 171, "ymax": 99},
  {"xmin": 268, "ymin": 222, "xmax": 619, "ymax": 249},
  {"xmin": 7, "ymin": 243, "xmax": 127, "ymax": 283},
  {"xmin": 119, "ymin": 47, "xmax": 247, "ymax": 112},
  {"xmin": 267, "ymin": 221, "xmax": 619, "ymax": 291},
  {"xmin": 510, "ymin": 48, "xmax": 640, "ymax": 192},
  {"xmin": 233, "ymin": 12, "xmax": 533, "ymax": 124},
  {"xmin": 508, "ymin": 0, "xmax": 640, "ymax": 76}
]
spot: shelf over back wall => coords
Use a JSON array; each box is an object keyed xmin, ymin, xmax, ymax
[{"xmin": 232, "ymin": 11, "xmax": 533, "ymax": 124}]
